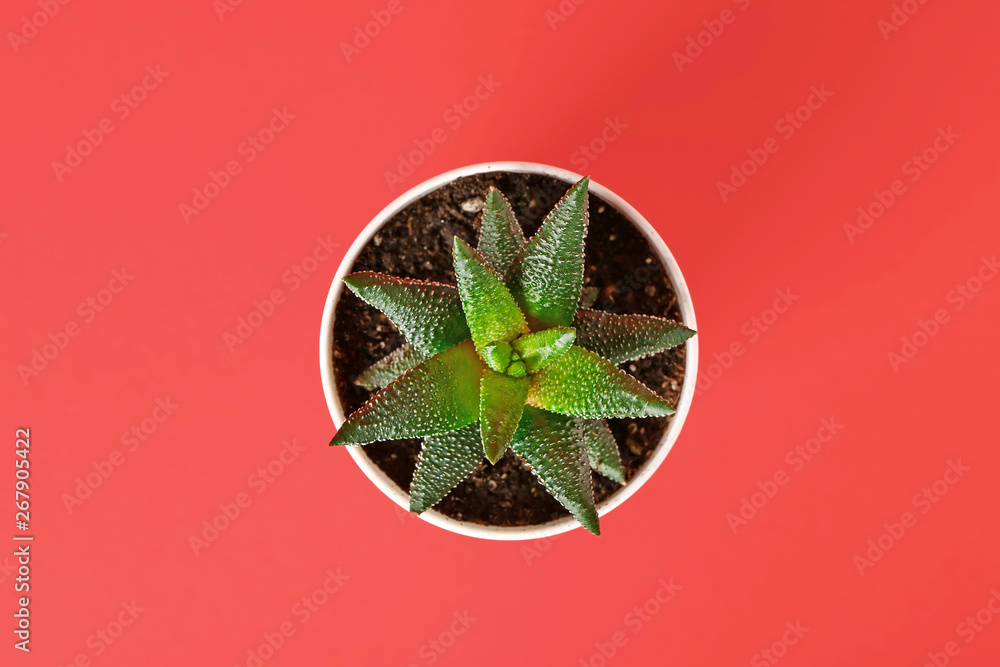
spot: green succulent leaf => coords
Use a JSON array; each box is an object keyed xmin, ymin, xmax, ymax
[
  {"xmin": 511, "ymin": 327, "xmax": 576, "ymax": 373},
  {"xmin": 409, "ymin": 423, "xmax": 484, "ymax": 514},
  {"xmin": 575, "ymin": 308, "xmax": 696, "ymax": 364},
  {"xmin": 481, "ymin": 340, "xmax": 513, "ymax": 373},
  {"xmin": 512, "ymin": 407, "xmax": 600, "ymax": 535},
  {"xmin": 453, "ymin": 237, "xmax": 529, "ymax": 355},
  {"xmin": 577, "ymin": 418, "xmax": 625, "ymax": 483},
  {"xmin": 479, "ymin": 370, "xmax": 529, "ymax": 463},
  {"xmin": 507, "ymin": 360, "xmax": 527, "ymax": 377},
  {"xmin": 477, "ymin": 186, "xmax": 525, "ymax": 277},
  {"xmin": 579, "ymin": 286, "xmax": 600, "ymax": 310},
  {"xmin": 343, "ymin": 273, "xmax": 470, "ymax": 356},
  {"xmin": 355, "ymin": 343, "xmax": 426, "ymax": 389},
  {"xmin": 509, "ymin": 177, "xmax": 589, "ymax": 329},
  {"xmin": 330, "ymin": 341, "xmax": 485, "ymax": 445},
  {"xmin": 527, "ymin": 346, "xmax": 674, "ymax": 419}
]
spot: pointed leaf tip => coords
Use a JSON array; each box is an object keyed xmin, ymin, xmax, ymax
[
  {"xmin": 512, "ymin": 407, "xmax": 600, "ymax": 535},
  {"xmin": 527, "ymin": 346, "xmax": 676, "ymax": 419},
  {"xmin": 574, "ymin": 309, "xmax": 696, "ymax": 364},
  {"xmin": 509, "ymin": 177, "xmax": 590, "ymax": 328},
  {"xmin": 640, "ymin": 399, "xmax": 675, "ymax": 417},
  {"xmin": 331, "ymin": 341, "xmax": 485, "ymax": 445},
  {"xmin": 409, "ymin": 423, "xmax": 484, "ymax": 514},
  {"xmin": 480, "ymin": 371, "xmax": 528, "ymax": 463},
  {"xmin": 578, "ymin": 418, "xmax": 625, "ymax": 484},
  {"xmin": 477, "ymin": 187, "xmax": 525, "ymax": 277},
  {"xmin": 342, "ymin": 272, "xmax": 470, "ymax": 356}
]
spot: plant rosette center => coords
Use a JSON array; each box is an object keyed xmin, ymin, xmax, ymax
[
  {"xmin": 330, "ymin": 177, "xmax": 696, "ymax": 535},
  {"xmin": 481, "ymin": 326, "xmax": 576, "ymax": 377}
]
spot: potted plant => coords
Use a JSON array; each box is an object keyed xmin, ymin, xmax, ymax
[{"xmin": 320, "ymin": 163, "xmax": 698, "ymax": 539}]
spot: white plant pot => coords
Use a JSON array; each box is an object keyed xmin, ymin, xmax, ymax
[{"xmin": 319, "ymin": 162, "xmax": 698, "ymax": 541}]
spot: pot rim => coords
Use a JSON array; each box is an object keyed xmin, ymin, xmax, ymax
[{"xmin": 319, "ymin": 161, "xmax": 698, "ymax": 541}]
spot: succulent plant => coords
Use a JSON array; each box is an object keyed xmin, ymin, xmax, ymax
[{"xmin": 330, "ymin": 177, "xmax": 695, "ymax": 534}]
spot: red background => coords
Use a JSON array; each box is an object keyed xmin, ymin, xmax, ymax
[{"xmin": 3, "ymin": 0, "xmax": 999, "ymax": 665}]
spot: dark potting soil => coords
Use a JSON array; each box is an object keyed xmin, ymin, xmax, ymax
[{"xmin": 330, "ymin": 171, "xmax": 688, "ymax": 527}]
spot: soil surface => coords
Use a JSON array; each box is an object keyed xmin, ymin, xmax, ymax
[{"xmin": 331, "ymin": 171, "xmax": 688, "ymax": 527}]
